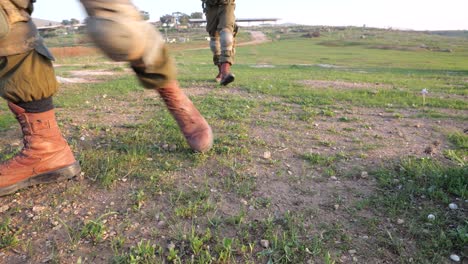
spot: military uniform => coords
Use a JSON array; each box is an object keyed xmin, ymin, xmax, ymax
[
  {"xmin": 202, "ymin": 0, "xmax": 236, "ymax": 85},
  {"xmin": 0, "ymin": 0, "xmax": 212, "ymax": 196}
]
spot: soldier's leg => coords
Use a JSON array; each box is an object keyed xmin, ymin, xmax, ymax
[
  {"xmin": 217, "ymin": 3, "xmax": 236, "ymax": 85},
  {"xmin": 0, "ymin": 51, "xmax": 80, "ymax": 196},
  {"xmin": 209, "ymin": 32, "xmax": 222, "ymax": 82},
  {"xmin": 205, "ymin": 5, "xmax": 222, "ymax": 82},
  {"xmin": 79, "ymin": 0, "xmax": 212, "ymax": 152}
]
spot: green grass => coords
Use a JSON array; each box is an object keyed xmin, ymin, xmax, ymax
[
  {"xmin": 367, "ymin": 157, "xmax": 467, "ymax": 262},
  {"xmin": 0, "ymin": 218, "xmax": 19, "ymax": 249},
  {"xmin": 1, "ymin": 26, "xmax": 467, "ymax": 263}
]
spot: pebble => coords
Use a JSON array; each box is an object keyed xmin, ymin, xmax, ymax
[
  {"xmin": 397, "ymin": 219, "xmax": 405, "ymax": 225},
  {"xmin": 334, "ymin": 204, "xmax": 340, "ymax": 210},
  {"xmin": 427, "ymin": 214, "xmax": 436, "ymax": 220},
  {"xmin": 157, "ymin": 221, "xmax": 166, "ymax": 228},
  {"xmin": 449, "ymin": 203, "xmax": 458, "ymax": 210},
  {"xmin": 348, "ymin": 249, "xmax": 357, "ymax": 255},
  {"xmin": 361, "ymin": 171, "xmax": 368, "ymax": 179},
  {"xmin": 260, "ymin": 240, "xmax": 269, "ymax": 248},
  {"xmin": 0, "ymin": 205, "xmax": 9, "ymax": 213},
  {"xmin": 32, "ymin": 206, "xmax": 46, "ymax": 213},
  {"xmin": 449, "ymin": 254, "xmax": 460, "ymax": 262},
  {"xmin": 263, "ymin": 151, "xmax": 271, "ymax": 159}
]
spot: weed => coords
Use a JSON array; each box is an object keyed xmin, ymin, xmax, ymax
[
  {"xmin": 81, "ymin": 212, "xmax": 117, "ymax": 244},
  {"xmin": 113, "ymin": 240, "xmax": 161, "ymax": 264},
  {"xmin": 0, "ymin": 218, "xmax": 19, "ymax": 249}
]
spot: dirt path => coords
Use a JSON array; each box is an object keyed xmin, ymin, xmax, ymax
[{"xmin": 237, "ymin": 31, "xmax": 270, "ymax": 46}]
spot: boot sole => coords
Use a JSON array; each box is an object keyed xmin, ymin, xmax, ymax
[
  {"xmin": 0, "ymin": 162, "xmax": 81, "ymax": 197},
  {"xmin": 220, "ymin": 74, "xmax": 235, "ymax": 86}
]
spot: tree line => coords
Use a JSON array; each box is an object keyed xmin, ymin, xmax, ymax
[{"xmin": 61, "ymin": 11, "xmax": 203, "ymax": 26}]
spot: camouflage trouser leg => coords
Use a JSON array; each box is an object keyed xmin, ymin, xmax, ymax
[
  {"xmin": 0, "ymin": 50, "xmax": 58, "ymax": 103},
  {"xmin": 79, "ymin": 0, "xmax": 176, "ymax": 88},
  {"xmin": 210, "ymin": 34, "xmax": 221, "ymax": 66},
  {"xmin": 205, "ymin": 3, "xmax": 236, "ymax": 65}
]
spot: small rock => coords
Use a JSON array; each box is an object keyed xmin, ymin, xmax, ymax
[
  {"xmin": 449, "ymin": 254, "xmax": 460, "ymax": 262},
  {"xmin": 157, "ymin": 221, "xmax": 166, "ymax": 228},
  {"xmin": 427, "ymin": 214, "xmax": 436, "ymax": 220},
  {"xmin": 32, "ymin": 206, "xmax": 46, "ymax": 213},
  {"xmin": 449, "ymin": 203, "xmax": 458, "ymax": 210},
  {"xmin": 424, "ymin": 146, "xmax": 436, "ymax": 155},
  {"xmin": 0, "ymin": 205, "xmax": 9, "ymax": 213},
  {"xmin": 263, "ymin": 151, "xmax": 271, "ymax": 159},
  {"xmin": 348, "ymin": 249, "xmax": 357, "ymax": 255},
  {"xmin": 334, "ymin": 204, "xmax": 340, "ymax": 210},
  {"xmin": 397, "ymin": 219, "xmax": 405, "ymax": 225},
  {"xmin": 260, "ymin": 239, "xmax": 269, "ymax": 248},
  {"xmin": 330, "ymin": 176, "xmax": 338, "ymax": 181},
  {"xmin": 27, "ymin": 213, "xmax": 34, "ymax": 219},
  {"xmin": 360, "ymin": 171, "xmax": 368, "ymax": 179}
]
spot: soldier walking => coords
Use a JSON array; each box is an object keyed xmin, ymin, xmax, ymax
[
  {"xmin": 202, "ymin": 0, "xmax": 237, "ymax": 85},
  {"xmin": 0, "ymin": 0, "xmax": 213, "ymax": 196}
]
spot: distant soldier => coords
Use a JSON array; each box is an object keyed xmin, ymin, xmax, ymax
[
  {"xmin": 0, "ymin": 0, "xmax": 213, "ymax": 196},
  {"xmin": 202, "ymin": 0, "xmax": 237, "ymax": 85}
]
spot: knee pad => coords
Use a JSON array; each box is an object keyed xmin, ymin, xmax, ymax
[
  {"xmin": 81, "ymin": 0, "xmax": 164, "ymax": 66},
  {"xmin": 220, "ymin": 29, "xmax": 234, "ymax": 56}
]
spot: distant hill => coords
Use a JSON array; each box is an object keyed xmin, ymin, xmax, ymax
[
  {"xmin": 32, "ymin": 18, "xmax": 61, "ymax": 27},
  {"xmin": 428, "ymin": 30, "xmax": 468, "ymax": 38}
]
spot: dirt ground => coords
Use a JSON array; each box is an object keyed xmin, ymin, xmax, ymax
[
  {"xmin": 1, "ymin": 70, "xmax": 465, "ymax": 263},
  {"xmin": 0, "ymin": 32, "xmax": 466, "ymax": 263}
]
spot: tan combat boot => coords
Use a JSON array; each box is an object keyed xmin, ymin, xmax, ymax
[
  {"xmin": 215, "ymin": 64, "xmax": 222, "ymax": 83},
  {"xmin": 156, "ymin": 81, "xmax": 213, "ymax": 152},
  {"xmin": 0, "ymin": 102, "xmax": 81, "ymax": 197},
  {"xmin": 220, "ymin": 62, "xmax": 235, "ymax": 86}
]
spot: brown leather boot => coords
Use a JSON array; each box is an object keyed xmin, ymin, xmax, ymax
[
  {"xmin": 156, "ymin": 81, "xmax": 213, "ymax": 152},
  {"xmin": 215, "ymin": 64, "xmax": 222, "ymax": 83},
  {"xmin": 0, "ymin": 102, "xmax": 81, "ymax": 197},
  {"xmin": 220, "ymin": 62, "xmax": 235, "ymax": 86}
]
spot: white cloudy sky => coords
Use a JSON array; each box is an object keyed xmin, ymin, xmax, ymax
[{"xmin": 33, "ymin": 0, "xmax": 468, "ymax": 30}]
